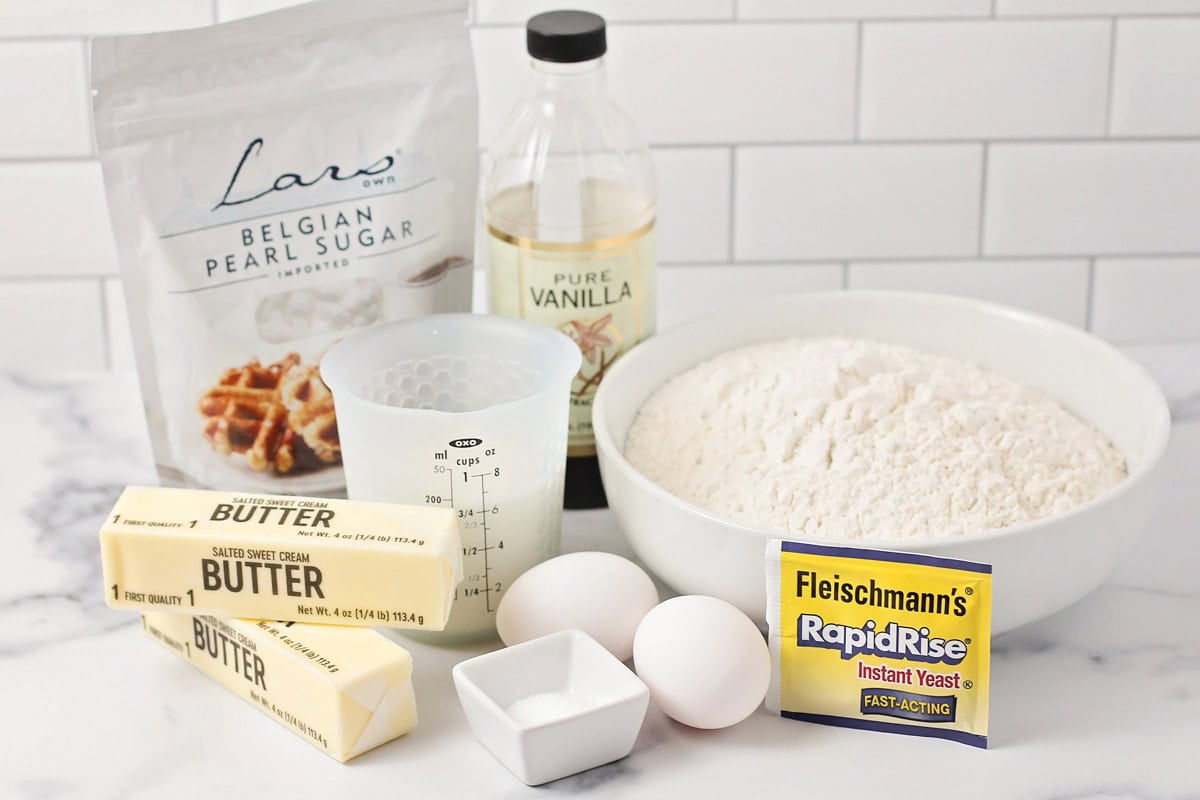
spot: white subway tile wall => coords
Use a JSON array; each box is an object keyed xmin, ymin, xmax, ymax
[
  {"xmin": 739, "ymin": 1, "xmax": 992, "ymax": 20},
  {"xmin": 657, "ymin": 264, "xmax": 843, "ymax": 330},
  {"xmin": 0, "ymin": 0, "xmax": 1196, "ymax": 372},
  {"xmin": 735, "ymin": 145, "xmax": 982, "ymax": 260},
  {"xmin": 859, "ymin": 20, "xmax": 1110, "ymax": 140},
  {"xmin": 652, "ymin": 148, "xmax": 732, "ymax": 263},
  {"xmin": 474, "ymin": 0, "xmax": 734, "ymax": 24},
  {"xmin": 0, "ymin": 1, "xmax": 211, "ymax": 36},
  {"xmin": 468, "ymin": 26, "xmax": 527, "ymax": 150},
  {"xmin": 0, "ymin": 41, "xmax": 92, "ymax": 157},
  {"xmin": 0, "ymin": 280, "xmax": 106, "ymax": 372},
  {"xmin": 996, "ymin": 1, "xmax": 1200, "ymax": 15},
  {"xmin": 1119, "ymin": 342, "xmax": 1200, "ymax": 420},
  {"xmin": 984, "ymin": 142, "xmax": 1200, "ymax": 255},
  {"xmin": 606, "ymin": 24, "xmax": 857, "ymax": 144},
  {"xmin": 0, "ymin": 162, "xmax": 118, "ymax": 278},
  {"xmin": 847, "ymin": 259, "xmax": 1091, "ymax": 326},
  {"xmin": 1092, "ymin": 258, "xmax": 1200, "ymax": 342},
  {"xmin": 1110, "ymin": 19, "xmax": 1200, "ymax": 137},
  {"xmin": 473, "ymin": 23, "xmax": 857, "ymax": 147}
]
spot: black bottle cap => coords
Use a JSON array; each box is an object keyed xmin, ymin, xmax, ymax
[{"xmin": 526, "ymin": 10, "xmax": 606, "ymax": 63}]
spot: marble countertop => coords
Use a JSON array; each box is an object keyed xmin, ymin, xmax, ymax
[{"xmin": 4, "ymin": 370, "xmax": 1199, "ymax": 800}]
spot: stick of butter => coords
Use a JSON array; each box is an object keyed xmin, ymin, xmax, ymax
[
  {"xmin": 101, "ymin": 486, "xmax": 461, "ymax": 629},
  {"xmin": 142, "ymin": 612, "xmax": 416, "ymax": 762}
]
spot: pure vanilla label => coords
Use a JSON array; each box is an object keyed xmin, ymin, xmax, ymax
[{"xmin": 487, "ymin": 223, "xmax": 656, "ymax": 455}]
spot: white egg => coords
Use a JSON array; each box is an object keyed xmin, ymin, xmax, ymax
[
  {"xmin": 632, "ymin": 595, "xmax": 770, "ymax": 730},
  {"xmin": 496, "ymin": 552, "xmax": 660, "ymax": 661}
]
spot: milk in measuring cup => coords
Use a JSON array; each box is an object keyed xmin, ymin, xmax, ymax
[{"xmin": 320, "ymin": 315, "xmax": 581, "ymax": 642}]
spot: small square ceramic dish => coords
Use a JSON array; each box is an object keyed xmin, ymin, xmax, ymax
[{"xmin": 452, "ymin": 629, "xmax": 649, "ymax": 786}]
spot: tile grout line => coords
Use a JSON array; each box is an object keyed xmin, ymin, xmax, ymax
[
  {"xmin": 977, "ymin": 143, "xmax": 990, "ymax": 257},
  {"xmin": 853, "ymin": 21, "xmax": 864, "ymax": 141},
  {"xmin": 97, "ymin": 277, "xmax": 113, "ymax": 371},
  {"xmin": 0, "ymin": 11, "xmax": 1196, "ymax": 38},
  {"xmin": 467, "ymin": 12, "xmax": 1200, "ymax": 27},
  {"xmin": 473, "ymin": 19, "xmax": 747, "ymax": 29},
  {"xmin": 727, "ymin": 146, "xmax": 737, "ymax": 263},
  {"xmin": 1107, "ymin": 333, "xmax": 1200, "ymax": 347},
  {"xmin": 0, "ymin": 273, "xmax": 121, "ymax": 282},
  {"xmin": 657, "ymin": 252, "xmax": 1200, "ymax": 266},
  {"xmin": 1, "ymin": 251, "xmax": 1193, "ymax": 283},
  {"xmin": 647, "ymin": 135, "xmax": 1200, "ymax": 150},
  {"xmin": 1104, "ymin": 17, "xmax": 1119, "ymax": 136},
  {"xmin": 80, "ymin": 37, "xmax": 97, "ymax": 157},
  {"xmin": 1085, "ymin": 258, "xmax": 1097, "ymax": 332},
  {"xmin": 0, "ymin": 155, "xmax": 97, "ymax": 165},
  {"xmin": 659, "ymin": 261, "xmax": 845, "ymax": 271},
  {"xmin": 0, "ymin": 34, "xmax": 106, "ymax": 42}
]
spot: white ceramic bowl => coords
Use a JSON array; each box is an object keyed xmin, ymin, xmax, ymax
[{"xmin": 593, "ymin": 292, "xmax": 1170, "ymax": 634}]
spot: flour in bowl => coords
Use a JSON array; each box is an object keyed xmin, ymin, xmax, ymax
[{"xmin": 623, "ymin": 337, "xmax": 1126, "ymax": 540}]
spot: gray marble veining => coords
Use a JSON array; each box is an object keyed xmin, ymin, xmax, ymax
[{"xmin": 1, "ymin": 373, "xmax": 155, "ymax": 657}]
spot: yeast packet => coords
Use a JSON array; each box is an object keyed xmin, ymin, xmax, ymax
[{"xmin": 766, "ymin": 540, "xmax": 992, "ymax": 748}]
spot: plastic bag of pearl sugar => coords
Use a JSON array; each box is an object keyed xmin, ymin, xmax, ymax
[{"xmin": 91, "ymin": 0, "xmax": 477, "ymax": 495}]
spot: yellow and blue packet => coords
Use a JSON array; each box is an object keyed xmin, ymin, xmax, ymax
[{"xmin": 766, "ymin": 539, "xmax": 992, "ymax": 748}]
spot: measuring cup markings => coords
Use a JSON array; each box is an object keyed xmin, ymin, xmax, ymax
[{"xmin": 430, "ymin": 441, "xmax": 506, "ymax": 613}]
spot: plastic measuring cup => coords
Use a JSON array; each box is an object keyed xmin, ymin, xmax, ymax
[{"xmin": 321, "ymin": 314, "xmax": 581, "ymax": 641}]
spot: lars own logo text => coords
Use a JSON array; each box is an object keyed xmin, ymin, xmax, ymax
[{"xmin": 213, "ymin": 137, "xmax": 396, "ymax": 210}]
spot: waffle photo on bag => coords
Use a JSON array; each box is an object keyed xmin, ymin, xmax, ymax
[{"xmin": 197, "ymin": 354, "xmax": 340, "ymax": 475}]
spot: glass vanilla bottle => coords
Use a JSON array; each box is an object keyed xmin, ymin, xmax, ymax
[{"xmin": 485, "ymin": 11, "xmax": 656, "ymax": 509}]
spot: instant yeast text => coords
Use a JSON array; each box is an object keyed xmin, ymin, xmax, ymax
[
  {"xmin": 142, "ymin": 612, "xmax": 416, "ymax": 761},
  {"xmin": 101, "ymin": 486, "xmax": 461, "ymax": 629},
  {"xmin": 767, "ymin": 540, "xmax": 992, "ymax": 748}
]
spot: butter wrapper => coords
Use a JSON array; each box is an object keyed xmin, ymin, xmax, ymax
[
  {"xmin": 101, "ymin": 486, "xmax": 461, "ymax": 629},
  {"xmin": 766, "ymin": 540, "xmax": 992, "ymax": 748},
  {"xmin": 143, "ymin": 612, "xmax": 416, "ymax": 762}
]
